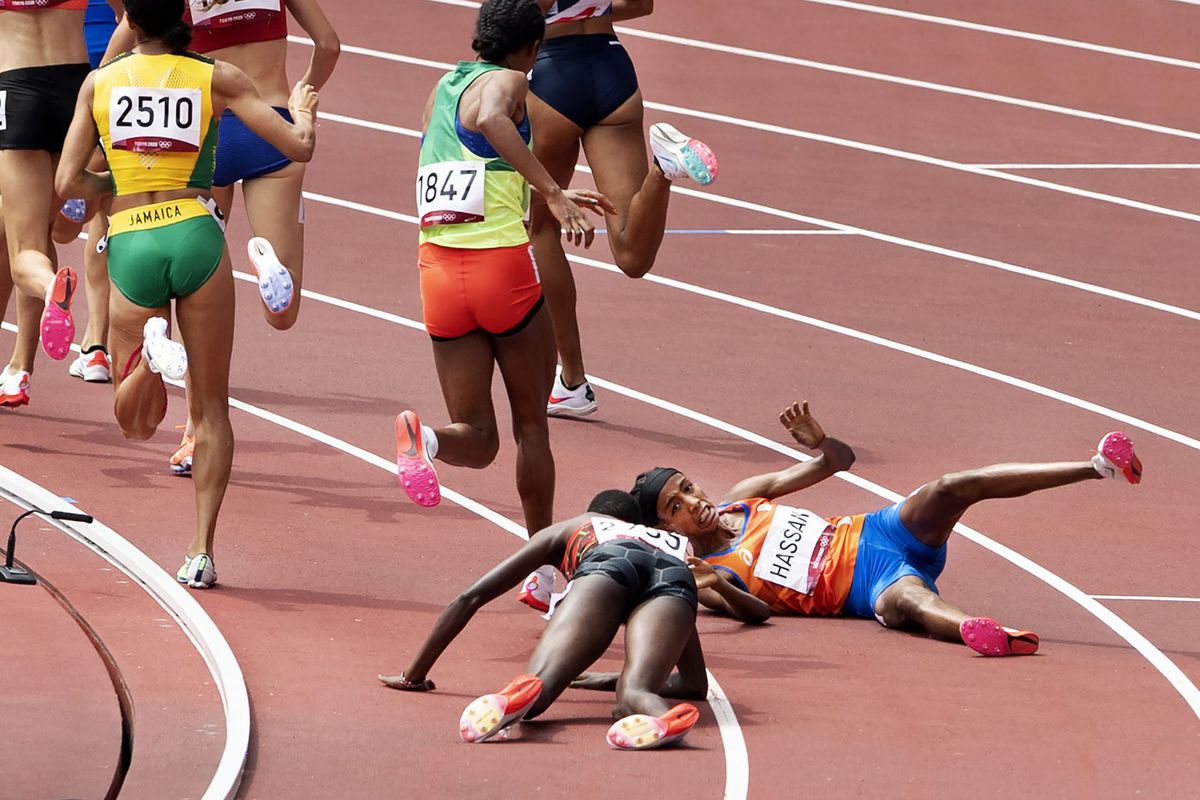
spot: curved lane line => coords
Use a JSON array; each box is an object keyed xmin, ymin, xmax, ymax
[
  {"xmin": 295, "ymin": 189, "xmax": 1200, "ymax": 449},
  {"xmin": 804, "ymin": 0, "xmax": 1200, "ymax": 71},
  {"xmin": 165, "ymin": 276, "xmax": 1200, "ymax": 726},
  {"xmin": 0, "ymin": 324, "xmax": 751, "ymax": 800},
  {"xmin": 405, "ymin": 5, "xmax": 1200, "ymax": 142},
  {"xmin": 0, "ymin": 458, "xmax": 250, "ymax": 800}
]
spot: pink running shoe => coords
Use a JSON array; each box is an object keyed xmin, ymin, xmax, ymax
[
  {"xmin": 649, "ymin": 123, "xmax": 718, "ymax": 186},
  {"xmin": 607, "ymin": 703, "xmax": 700, "ymax": 750},
  {"xmin": 395, "ymin": 410, "xmax": 440, "ymax": 507},
  {"xmin": 1093, "ymin": 432, "xmax": 1142, "ymax": 485},
  {"xmin": 459, "ymin": 674, "xmax": 543, "ymax": 743},
  {"xmin": 40, "ymin": 267, "xmax": 77, "ymax": 360},
  {"xmin": 960, "ymin": 617, "xmax": 1039, "ymax": 656}
]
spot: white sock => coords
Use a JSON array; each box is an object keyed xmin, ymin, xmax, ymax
[{"xmin": 422, "ymin": 425, "xmax": 439, "ymax": 460}]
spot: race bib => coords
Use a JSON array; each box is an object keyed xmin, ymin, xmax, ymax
[
  {"xmin": 0, "ymin": 91, "xmax": 6, "ymax": 132},
  {"xmin": 109, "ymin": 87, "xmax": 202, "ymax": 153},
  {"xmin": 416, "ymin": 161, "xmax": 485, "ymax": 227},
  {"xmin": 752, "ymin": 505, "xmax": 833, "ymax": 595},
  {"xmin": 591, "ymin": 517, "xmax": 690, "ymax": 564},
  {"xmin": 190, "ymin": 0, "xmax": 281, "ymax": 28}
]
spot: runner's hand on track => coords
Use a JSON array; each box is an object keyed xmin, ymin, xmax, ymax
[
  {"xmin": 780, "ymin": 401, "xmax": 826, "ymax": 449},
  {"xmin": 378, "ymin": 672, "xmax": 436, "ymax": 691},
  {"xmin": 687, "ymin": 555, "xmax": 720, "ymax": 590},
  {"xmin": 570, "ymin": 671, "xmax": 619, "ymax": 691}
]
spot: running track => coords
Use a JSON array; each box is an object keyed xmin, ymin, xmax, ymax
[{"xmin": 3, "ymin": 1, "xmax": 1198, "ymax": 797}]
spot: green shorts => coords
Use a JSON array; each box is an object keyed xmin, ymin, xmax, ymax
[{"xmin": 107, "ymin": 198, "xmax": 226, "ymax": 308}]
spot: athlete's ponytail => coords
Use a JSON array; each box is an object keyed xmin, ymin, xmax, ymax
[
  {"xmin": 472, "ymin": 0, "xmax": 545, "ymax": 64},
  {"xmin": 124, "ymin": 0, "xmax": 193, "ymax": 52}
]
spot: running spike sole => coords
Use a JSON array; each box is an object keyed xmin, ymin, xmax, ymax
[
  {"xmin": 40, "ymin": 267, "xmax": 77, "ymax": 360},
  {"xmin": 395, "ymin": 412, "xmax": 440, "ymax": 507},
  {"xmin": 607, "ymin": 703, "xmax": 700, "ymax": 750},
  {"xmin": 459, "ymin": 675, "xmax": 543, "ymax": 743},
  {"xmin": 1098, "ymin": 432, "xmax": 1142, "ymax": 484},
  {"xmin": 960, "ymin": 617, "xmax": 1039, "ymax": 656},
  {"xmin": 248, "ymin": 237, "xmax": 295, "ymax": 315}
]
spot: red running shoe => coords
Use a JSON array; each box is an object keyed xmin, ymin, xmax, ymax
[
  {"xmin": 0, "ymin": 366, "xmax": 31, "ymax": 408},
  {"xmin": 395, "ymin": 410, "xmax": 440, "ymax": 507},
  {"xmin": 516, "ymin": 566, "xmax": 554, "ymax": 613},
  {"xmin": 960, "ymin": 617, "xmax": 1039, "ymax": 656},
  {"xmin": 1093, "ymin": 431, "xmax": 1142, "ymax": 485},
  {"xmin": 459, "ymin": 674, "xmax": 543, "ymax": 743},
  {"xmin": 40, "ymin": 267, "xmax": 77, "ymax": 360},
  {"xmin": 607, "ymin": 703, "xmax": 700, "ymax": 750}
]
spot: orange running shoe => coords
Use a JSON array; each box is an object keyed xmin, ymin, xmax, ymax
[
  {"xmin": 459, "ymin": 674, "xmax": 543, "ymax": 743},
  {"xmin": 39, "ymin": 267, "xmax": 77, "ymax": 360},
  {"xmin": 395, "ymin": 410, "xmax": 440, "ymax": 507},
  {"xmin": 960, "ymin": 617, "xmax": 1039, "ymax": 656},
  {"xmin": 607, "ymin": 703, "xmax": 700, "ymax": 750}
]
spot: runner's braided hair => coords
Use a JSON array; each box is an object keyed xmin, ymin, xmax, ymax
[
  {"xmin": 125, "ymin": 0, "xmax": 192, "ymax": 52},
  {"xmin": 472, "ymin": 0, "xmax": 546, "ymax": 64}
]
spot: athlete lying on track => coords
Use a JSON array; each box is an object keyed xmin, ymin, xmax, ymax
[
  {"xmin": 627, "ymin": 401, "xmax": 1142, "ymax": 656},
  {"xmin": 379, "ymin": 490, "xmax": 708, "ymax": 750}
]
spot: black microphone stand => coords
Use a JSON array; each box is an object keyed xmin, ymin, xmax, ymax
[{"xmin": 1, "ymin": 508, "xmax": 95, "ymax": 586}]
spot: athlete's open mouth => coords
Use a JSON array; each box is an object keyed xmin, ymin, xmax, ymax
[{"xmin": 698, "ymin": 504, "xmax": 715, "ymax": 529}]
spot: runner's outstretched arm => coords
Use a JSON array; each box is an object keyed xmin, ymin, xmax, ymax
[
  {"xmin": 722, "ymin": 401, "xmax": 855, "ymax": 502},
  {"xmin": 379, "ymin": 516, "xmax": 584, "ymax": 689}
]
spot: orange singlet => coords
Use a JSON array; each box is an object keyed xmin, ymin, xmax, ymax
[{"xmin": 705, "ymin": 497, "xmax": 864, "ymax": 615}]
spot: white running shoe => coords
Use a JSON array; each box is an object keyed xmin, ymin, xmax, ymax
[
  {"xmin": 649, "ymin": 123, "xmax": 718, "ymax": 186},
  {"xmin": 0, "ymin": 366, "xmax": 31, "ymax": 409},
  {"xmin": 176, "ymin": 553, "xmax": 218, "ymax": 589},
  {"xmin": 547, "ymin": 370, "xmax": 597, "ymax": 418},
  {"xmin": 142, "ymin": 317, "xmax": 187, "ymax": 381},
  {"xmin": 68, "ymin": 347, "xmax": 113, "ymax": 383},
  {"xmin": 247, "ymin": 237, "xmax": 294, "ymax": 315},
  {"xmin": 516, "ymin": 565, "xmax": 555, "ymax": 612}
]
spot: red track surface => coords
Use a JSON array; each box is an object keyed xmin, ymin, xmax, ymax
[{"xmin": 3, "ymin": 1, "xmax": 1198, "ymax": 796}]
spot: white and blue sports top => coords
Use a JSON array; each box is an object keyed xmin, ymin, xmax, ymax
[{"xmin": 544, "ymin": 0, "xmax": 612, "ymax": 25}]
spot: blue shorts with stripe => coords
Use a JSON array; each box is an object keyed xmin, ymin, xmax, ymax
[{"xmin": 841, "ymin": 500, "xmax": 947, "ymax": 619}]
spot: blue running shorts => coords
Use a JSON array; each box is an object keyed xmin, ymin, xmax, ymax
[{"xmin": 842, "ymin": 500, "xmax": 947, "ymax": 620}]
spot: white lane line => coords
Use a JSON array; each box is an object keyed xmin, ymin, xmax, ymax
[
  {"xmin": 315, "ymin": 107, "xmax": 1200, "ymax": 323},
  {"xmin": 804, "ymin": 0, "xmax": 1200, "ymax": 70},
  {"xmin": 8, "ymin": 322, "xmax": 749, "ymax": 799},
  {"xmin": 581, "ymin": 375, "xmax": 1200, "ymax": 722},
  {"xmin": 392, "ymin": 9, "xmax": 1200, "ymax": 142},
  {"xmin": 306, "ymin": 40, "xmax": 1200, "ymax": 228},
  {"xmin": 971, "ymin": 163, "xmax": 1200, "ymax": 170},
  {"xmin": 1092, "ymin": 595, "xmax": 1200, "ymax": 603},
  {"xmin": 663, "ymin": 183, "xmax": 1200, "ymax": 323},
  {"xmin": 645, "ymin": 98, "xmax": 1200, "ymax": 225},
  {"xmin": 0, "ymin": 456, "xmax": 250, "ymax": 800},
  {"xmin": 294, "ymin": 188, "xmax": 1200, "ymax": 449}
]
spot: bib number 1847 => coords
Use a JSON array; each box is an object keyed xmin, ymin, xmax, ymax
[{"xmin": 417, "ymin": 161, "xmax": 485, "ymax": 228}]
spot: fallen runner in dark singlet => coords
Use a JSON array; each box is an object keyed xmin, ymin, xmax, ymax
[{"xmin": 379, "ymin": 489, "xmax": 707, "ymax": 750}]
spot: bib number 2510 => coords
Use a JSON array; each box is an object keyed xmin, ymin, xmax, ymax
[
  {"xmin": 109, "ymin": 87, "xmax": 202, "ymax": 153},
  {"xmin": 417, "ymin": 161, "xmax": 485, "ymax": 228}
]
